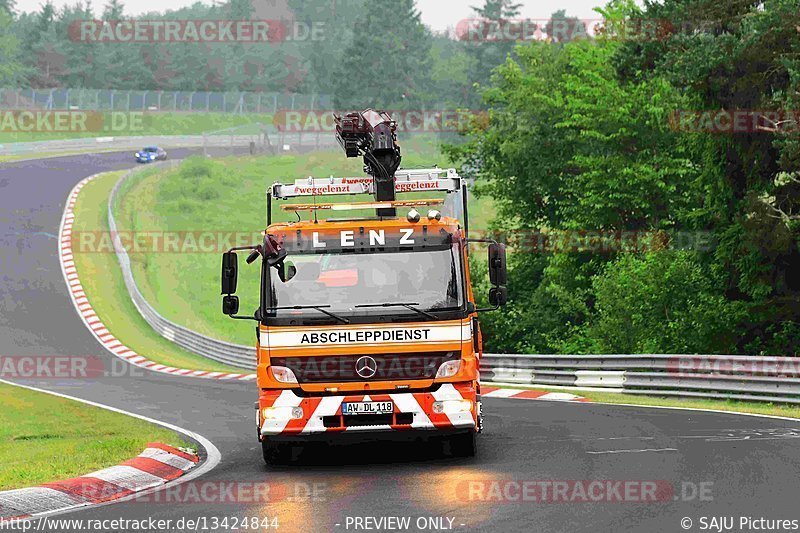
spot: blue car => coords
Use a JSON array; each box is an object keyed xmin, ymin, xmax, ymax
[{"xmin": 135, "ymin": 146, "xmax": 167, "ymax": 163}]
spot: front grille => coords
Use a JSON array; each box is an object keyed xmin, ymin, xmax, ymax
[
  {"xmin": 271, "ymin": 352, "xmax": 458, "ymax": 383},
  {"xmin": 343, "ymin": 414, "xmax": 393, "ymax": 427},
  {"xmin": 323, "ymin": 412, "xmax": 415, "ymax": 428}
]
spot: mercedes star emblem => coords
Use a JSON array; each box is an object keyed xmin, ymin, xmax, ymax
[{"xmin": 355, "ymin": 356, "xmax": 378, "ymax": 379}]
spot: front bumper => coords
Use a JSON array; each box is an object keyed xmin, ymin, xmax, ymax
[{"xmin": 258, "ymin": 383, "xmax": 477, "ymax": 437}]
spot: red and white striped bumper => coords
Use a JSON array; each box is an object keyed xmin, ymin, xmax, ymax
[{"xmin": 259, "ymin": 383, "xmax": 477, "ymax": 436}]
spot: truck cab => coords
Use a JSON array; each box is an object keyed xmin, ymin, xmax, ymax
[{"xmin": 221, "ymin": 167, "xmax": 507, "ymax": 464}]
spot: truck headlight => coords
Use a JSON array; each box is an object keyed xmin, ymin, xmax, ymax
[
  {"xmin": 262, "ymin": 406, "xmax": 304, "ymax": 420},
  {"xmin": 432, "ymin": 399, "xmax": 472, "ymax": 414},
  {"xmin": 270, "ymin": 366, "xmax": 298, "ymax": 383},
  {"xmin": 435, "ymin": 360, "xmax": 461, "ymax": 378}
]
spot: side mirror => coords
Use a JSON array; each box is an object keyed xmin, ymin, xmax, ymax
[
  {"xmin": 222, "ymin": 295, "xmax": 240, "ymax": 315},
  {"xmin": 488, "ymin": 243, "xmax": 507, "ymax": 286},
  {"xmin": 489, "ymin": 286, "xmax": 508, "ymax": 307},
  {"xmin": 221, "ymin": 251, "xmax": 238, "ymax": 295}
]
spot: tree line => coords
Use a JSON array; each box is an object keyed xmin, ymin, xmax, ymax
[{"xmin": 0, "ymin": 0, "xmax": 557, "ymax": 110}]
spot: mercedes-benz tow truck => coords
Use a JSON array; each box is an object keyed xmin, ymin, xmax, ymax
[{"xmin": 219, "ymin": 109, "xmax": 508, "ymax": 464}]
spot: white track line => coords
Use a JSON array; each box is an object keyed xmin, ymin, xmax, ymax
[
  {"xmin": 586, "ymin": 448, "xmax": 678, "ymax": 455},
  {"xmin": 0, "ymin": 379, "xmax": 221, "ymax": 521}
]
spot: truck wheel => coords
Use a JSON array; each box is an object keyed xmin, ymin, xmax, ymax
[
  {"xmin": 445, "ymin": 432, "xmax": 476, "ymax": 458},
  {"xmin": 261, "ymin": 440, "xmax": 292, "ymax": 465}
]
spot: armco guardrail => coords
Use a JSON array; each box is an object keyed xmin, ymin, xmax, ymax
[
  {"xmin": 0, "ymin": 132, "xmax": 332, "ymax": 157},
  {"xmin": 482, "ymin": 353, "xmax": 800, "ymax": 404},
  {"xmin": 108, "ymin": 161, "xmax": 257, "ymax": 370},
  {"xmin": 0, "ymin": 135, "xmax": 237, "ymax": 156}
]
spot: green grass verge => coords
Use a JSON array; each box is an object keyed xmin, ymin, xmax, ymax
[
  {"xmin": 496, "ymin": 384, "xmax": 800, "ymax": 419},
  {"xmin": 72, "ymin": 170, "xmax": 246, "ymax": 373},
  {"xmin": 0, "ymin": 382, "xmax": 189, "ymax": 491},
  {"xmin": 113, "ymin": 147, "xmax": 495, "ymax": 346},
  {"xmin": 0, "ymin": 112, "xmax": 273, "ymax": 143}
]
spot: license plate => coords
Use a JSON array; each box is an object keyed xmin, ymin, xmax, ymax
[{"xmin": 341, "ymin": 401, "xmax": 394, "ymax": 415}]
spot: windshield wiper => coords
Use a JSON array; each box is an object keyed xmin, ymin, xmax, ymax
[
  {"xmin": 355, "ymin": 302, "xmax": 438, "ymax": 320},
  {"xmin": 267, "ymin": 305, "xmax": 350, "ymax": 324}
]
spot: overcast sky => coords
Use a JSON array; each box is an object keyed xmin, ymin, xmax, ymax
[{"xmin": 12, "ymin": 0, "xmax": 607, "ymax": 32}]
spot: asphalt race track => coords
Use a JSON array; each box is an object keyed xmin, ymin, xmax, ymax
[{"xmin": 3, "ymin": 151, "xmax": 800, "ymax": 532}]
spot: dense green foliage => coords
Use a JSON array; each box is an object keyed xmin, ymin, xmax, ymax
[{"xmin": 447, "ymin": 0, "xmax": 800, "ymax": 355}]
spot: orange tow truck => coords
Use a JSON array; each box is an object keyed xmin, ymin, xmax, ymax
[{"xmin": 220, "ymin": 110, "xmax": 507, "ymax": 463}]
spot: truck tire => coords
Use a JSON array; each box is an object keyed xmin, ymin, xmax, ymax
[
  {"xmin": 261, "ymin": 439, "xmax": 292, "ymax": 465},
  {"xmin": 444, "ymin": 431, "xmax": 476, "ymax": 458}
]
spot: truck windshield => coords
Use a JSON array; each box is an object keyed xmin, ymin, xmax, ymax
[{"xmin": 267, "ymin": 245, "xmax": 464, "ymax": 320}]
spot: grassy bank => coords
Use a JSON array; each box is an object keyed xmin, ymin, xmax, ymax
[
  {"xmin": 0, "ymin": 112, "xmax": 273, "ymax": 143},
  {"xmin": 72, "ymin": 170, "xmax": 245, "ymax": 372},
  {"xmin": 0, "ymin": 382, "xmax": 189, "ymax": 490},
  {"xmin": 113, "ymin": 146, "xmax": 494, "ymax": 346}
]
